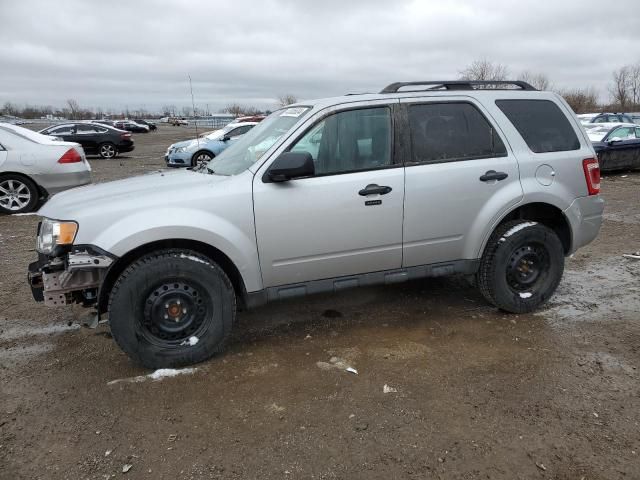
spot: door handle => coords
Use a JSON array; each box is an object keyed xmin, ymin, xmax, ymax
[
  {"xmin": 479, "ymin": 170, "xmax": 509, "ymax": 182},
  {"xmin": 358, "ymin": 184, "xmax": 392, "ymax": 196}
]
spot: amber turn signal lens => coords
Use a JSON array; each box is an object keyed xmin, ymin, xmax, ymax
[{"xmin": 57, "ymin": 222, "xmax": 78, "ymax": 245}]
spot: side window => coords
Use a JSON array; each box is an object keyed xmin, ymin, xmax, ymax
[
  {"xmin": 229, "ymin": 125, "xmax": 252, "ymax": 137},
  {"xmin": 594, "ymin": 116, "xmax": 607, "ymax": 123},
  {"xmin": 408, "ymin": 102, "xmax": 506, "ymax": 164},
  {"xmin": 289, "ymin": 107, "xmax": 392, "ymax": 175},
  {"xmin": 76, "ymin": 125, "xmax": 97, "ymax": 134},
  {"xmin": 496, "ymin": 100, "xmax": 580, "ymax": 153},
  {"xmin": 610, "ymin": 127, "xmax": 635, "ymax": 140},
  {"xmin": 51, "ymin": 125, "xmax": 75, "ymax": 135},
  {"xmin": 636, "ymin": 127, "xmax": 640, "ymax": 139}
]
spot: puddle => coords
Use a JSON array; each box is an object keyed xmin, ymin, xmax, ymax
[
  {"xmin": 603, "ymin": 212, "xmax": 640, "ymax": 225},
  {"xmin": 0, "ymin": 342, "xmax": 54, "ymax": 365},
  {"xmin": 540, "ymin": 257, "xmax": 640, "ymax": 323},
  {"xmin": 0, "ymin": 321, "xmax": 80, "ymax": 342}
]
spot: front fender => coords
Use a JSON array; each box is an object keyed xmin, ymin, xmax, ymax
[{"xmin": 88, "ymin": 208, "xmax": 262, "ymax": 292}]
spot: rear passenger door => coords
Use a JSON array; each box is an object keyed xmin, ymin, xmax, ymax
[
  {"xmin": 75, "ymin": 124, "xmax": 100, "ymax": 151},
  {"xmin": 399, "ymin": 98, "xmax": 523, "ymax": 266}
]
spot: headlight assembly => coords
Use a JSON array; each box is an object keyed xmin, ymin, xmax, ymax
[{"xmin": 36, "ymin": 218, "xmax": 78, "ymax": 254}]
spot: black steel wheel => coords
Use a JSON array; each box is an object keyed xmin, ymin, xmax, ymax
[
  {"xmin": 108, "ymin": 249, "xmax": 236, "ymax": 368},
  {"xmin": 477, "ymin": 220, "xmax": 564, "ymax": 313}
]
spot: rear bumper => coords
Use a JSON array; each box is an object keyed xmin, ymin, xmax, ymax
[
  {"xmin": 118, "ymin": 144, "xmax": 135, "ymax": 153},
  {"xmin": 564, "ymin": 195, "xmax": 605, "ymax": 253},
  {"xmin": 32, "ymin": 170, "xmax": 91, "ymax": 195}
]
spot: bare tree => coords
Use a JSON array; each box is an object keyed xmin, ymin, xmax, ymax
[
  {"xmin": 278, "ymin": 94, "xmax": 298, "ymax": 107},
  {"xmin": 459, "ymin": 59, "xmax": 509, "ymax": 85},
  {"xmin": 609, "ymin": 66, "xmax": 631, "ymax": 109},
  {"xmin": 519, "ymin": 71, "xmax": 551, "ymax": 90},
  {"xmin": 66, "ymin": 99, "xmax": 80, "ymax": 119},
  {"xmin": 558, "ymin": 87, "xmax": 599, "ymax": 114},
  {"xmin": 2, "ymin": 102, "xmax": 17, "ymax": 116},
  {"xmin": 223, "ymin": 103, "xmax": 244, "ymax": 117},
  {"xmin": 629, "ymin": 63, "xmax": 640, "ymax": 108}
]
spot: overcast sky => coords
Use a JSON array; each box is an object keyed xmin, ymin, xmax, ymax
[{"xmin": 1, "ymin": 0, "xmax": 639, "ymax": 113}]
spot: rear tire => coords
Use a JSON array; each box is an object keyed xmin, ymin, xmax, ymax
[
  {"xmin": 98, "ymin": 142, "xmax": 117, "ymax": 159},
  {"xmin": 108, "ymin": 249, "xmax": 236, "ymax": 368},
  {"xmin": 476, "ymin": 220, "xmax": 564, "ymax": 313},
  {"xmin": 0, "ymin": 174, "xmax": 39, "ymax": 214}
]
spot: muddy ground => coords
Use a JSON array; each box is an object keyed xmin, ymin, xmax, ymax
[{"xmin": 1, "ymin": 126, "xmax": 639, "ymax": 480}]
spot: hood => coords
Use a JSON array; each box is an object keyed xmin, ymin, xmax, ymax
[{"xmin": 39, "ymin": 169, "xmax": 227, "ymax": 219}]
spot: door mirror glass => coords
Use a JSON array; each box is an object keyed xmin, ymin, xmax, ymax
[
  {"xmin": 608, "ymin": 137, "xmax": 622, "ymax": 144},
  {"xmin": 267, "ymin": 152, "xmax": 314, "ymax": 182}
]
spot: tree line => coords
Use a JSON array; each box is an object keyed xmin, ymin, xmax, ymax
[
  {"xmin": 4, "ymin": 61, "xmax": 640, "ymax": 120},
  {"xmin": 459, "ymin": 59, "xmax": 640, "ymax": 113}
]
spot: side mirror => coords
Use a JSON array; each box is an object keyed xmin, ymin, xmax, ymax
[
  {"xmin": 608, "ymin": 137, "xmax": 622, "ymax": 144},
  {"xmin": 222, "ymin": 135, "xmax": 231, "ymax": 142},
  {"xmin": 266, "ymin": 152, "xmax": 314, "ymax": 182}
]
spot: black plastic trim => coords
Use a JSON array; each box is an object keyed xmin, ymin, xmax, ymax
[
  {"xmin": 244, "ymin": 259, "xmax": 479, "ymax": 309},
  {"xmin": 381, "ymin": 80, "xmax": 536, "ymax": 93}
]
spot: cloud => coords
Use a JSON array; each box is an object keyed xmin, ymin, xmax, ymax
[{"xmin": 0, "ymin": 0, "xmax": 638, "ymax": 112}]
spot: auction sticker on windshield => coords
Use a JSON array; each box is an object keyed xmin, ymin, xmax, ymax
[{"xmin": 281, "ymin": 107, "xmax": 308, "ymax": 117}]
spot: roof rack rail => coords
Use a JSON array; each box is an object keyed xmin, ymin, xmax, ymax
[{"xmin": 380, "ymin": 80, "xmax": 537, "ymax": 93}]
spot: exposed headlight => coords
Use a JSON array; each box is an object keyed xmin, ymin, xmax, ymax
[
  {"xmin": 36, "ymin": 218, "xmax": 78, "ymax": 254},
  {"xmin": 174, "ymin": 146, "xmax": 187, "ymax": 153}
]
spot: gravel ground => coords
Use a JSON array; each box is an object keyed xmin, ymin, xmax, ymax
[{"xmin": 1, "ymin": 126, "xmax": 639, "ymax": 479}]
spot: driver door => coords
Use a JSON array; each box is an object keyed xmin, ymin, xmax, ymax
[{"xmin": 253, "ymin": 102, "xmax": 404, "ymax": 288}]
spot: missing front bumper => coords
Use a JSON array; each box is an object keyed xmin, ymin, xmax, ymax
[{"xmin": 28, "ymin": 250, "xmax": 114, "ymax": 307}]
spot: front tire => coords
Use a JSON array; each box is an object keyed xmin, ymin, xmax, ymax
[
  {"xmin": 98, "ymin": 142, "xmax": 117, "ymax": 159},
  {"xmin": 0, "ymin": 174, "xmax": 39, "ymax": 214},
  {"xmin": 477, "ymin": 220, "xmax": 564, "ymax": 313},
  {"xmin": 108, "ymin": 249, "xmax": 236, "ymax": 368},
  {"xmin": 191, "ymin": 151, "xmax": 213, "ymax": 167}
]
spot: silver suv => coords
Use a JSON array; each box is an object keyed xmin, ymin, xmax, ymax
[{"xmin": 28, "ymin": 80, "xmax": 604, "ymax": 368}]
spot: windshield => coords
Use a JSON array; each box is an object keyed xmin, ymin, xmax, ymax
[{"xmin": 203, "ymin": 107, "xmax": 311, "ymax": 175}]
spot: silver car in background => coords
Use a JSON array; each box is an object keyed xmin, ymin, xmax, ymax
[{"xmin": 0, "ymin": 123, "xmax": 91, "ymax": 214}]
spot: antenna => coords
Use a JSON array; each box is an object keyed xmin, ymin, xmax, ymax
[{"xmin": 188, "ymin": 75, "xmax": 199, "ymax": 147}]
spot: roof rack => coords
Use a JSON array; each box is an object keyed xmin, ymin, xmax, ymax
[{"xmin": 380, "ymin": 80, "xmax": 537, "ymax": 93}]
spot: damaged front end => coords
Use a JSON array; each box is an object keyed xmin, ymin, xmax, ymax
[{"xmin": 27, "ymin": 218, "xmax": 115, "ymax": 308}]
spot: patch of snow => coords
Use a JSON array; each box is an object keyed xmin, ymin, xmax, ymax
[
  {"xmin": 519, "ymin": 292, "xmax": 533, "ymax": 299},
  {"xmin": 345, "ymin": 366, "xmax": 358, "ymax": 375},
  {"xmin": 179, "ymin": 254, "xmax": 209, "ymax": 265},
  {"xmin": 107, "ymin": 367, "xmax": 197, "ymax": 385},
  {"xmin": 180, "ymin": 335, "xmax": 199, "ymax": 346},
  {"xmin": 383, "ymin": 384, "xmax": 398, "ymax": 394},
  {"xmin": 502, "ymin": 221, "xmax": 538, "ymax": 239},
  {"xmin": 11, "ymin": 212, "xmax": 38, "ymax": 216}
]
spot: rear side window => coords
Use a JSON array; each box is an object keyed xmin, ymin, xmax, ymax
[
  {"xmin": 408, "ymin": 102, "xmax": 507, "ymax": 164},
  {"xmin": 496, "ymin": 100, "xmax": 580, "ymax": 153}
]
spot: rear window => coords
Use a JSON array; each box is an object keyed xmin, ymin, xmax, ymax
[
  {"xmin": 408, "ymin": 102, "xmax": 507, "ymax": 164},
  {"xmin": 496, "ymin": 100, "xmax": 580, "ymax": 153}
]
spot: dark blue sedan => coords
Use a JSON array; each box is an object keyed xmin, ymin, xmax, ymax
[{"xmin": 587, "ymin": 123, "xmax": 640, "ymax": 172}]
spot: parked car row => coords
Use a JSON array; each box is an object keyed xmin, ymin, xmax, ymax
[
  {"xmin": 578, "ymin": 112, "xmax": 637, "ymax": 125},
  {"xmin": 0, "ymin": 123, "xmax": 91, "ymax": 214},
  {"xmin": 94, "ymin": 119, "xmax": 155, "ymax": 132},
  {"xmin": 39, "ymin": 123, "xmax": 134, "ymax": 159}
]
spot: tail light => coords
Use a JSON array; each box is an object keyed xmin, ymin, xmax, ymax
[
  {"xmin": 121, "ymin": 132, "xmax": 131, "ymax": 139},
  {"xmin": 582, "ymin": 157, "xmax": 600, "ymax": 195},
  {"xmin": 58, "ymin": 148, "xmax": 82, "ymax": 164}
]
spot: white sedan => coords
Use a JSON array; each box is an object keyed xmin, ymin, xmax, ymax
[{"xmin": 0, "ymin": 123, "xmax": 91, "ymax": 214}]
